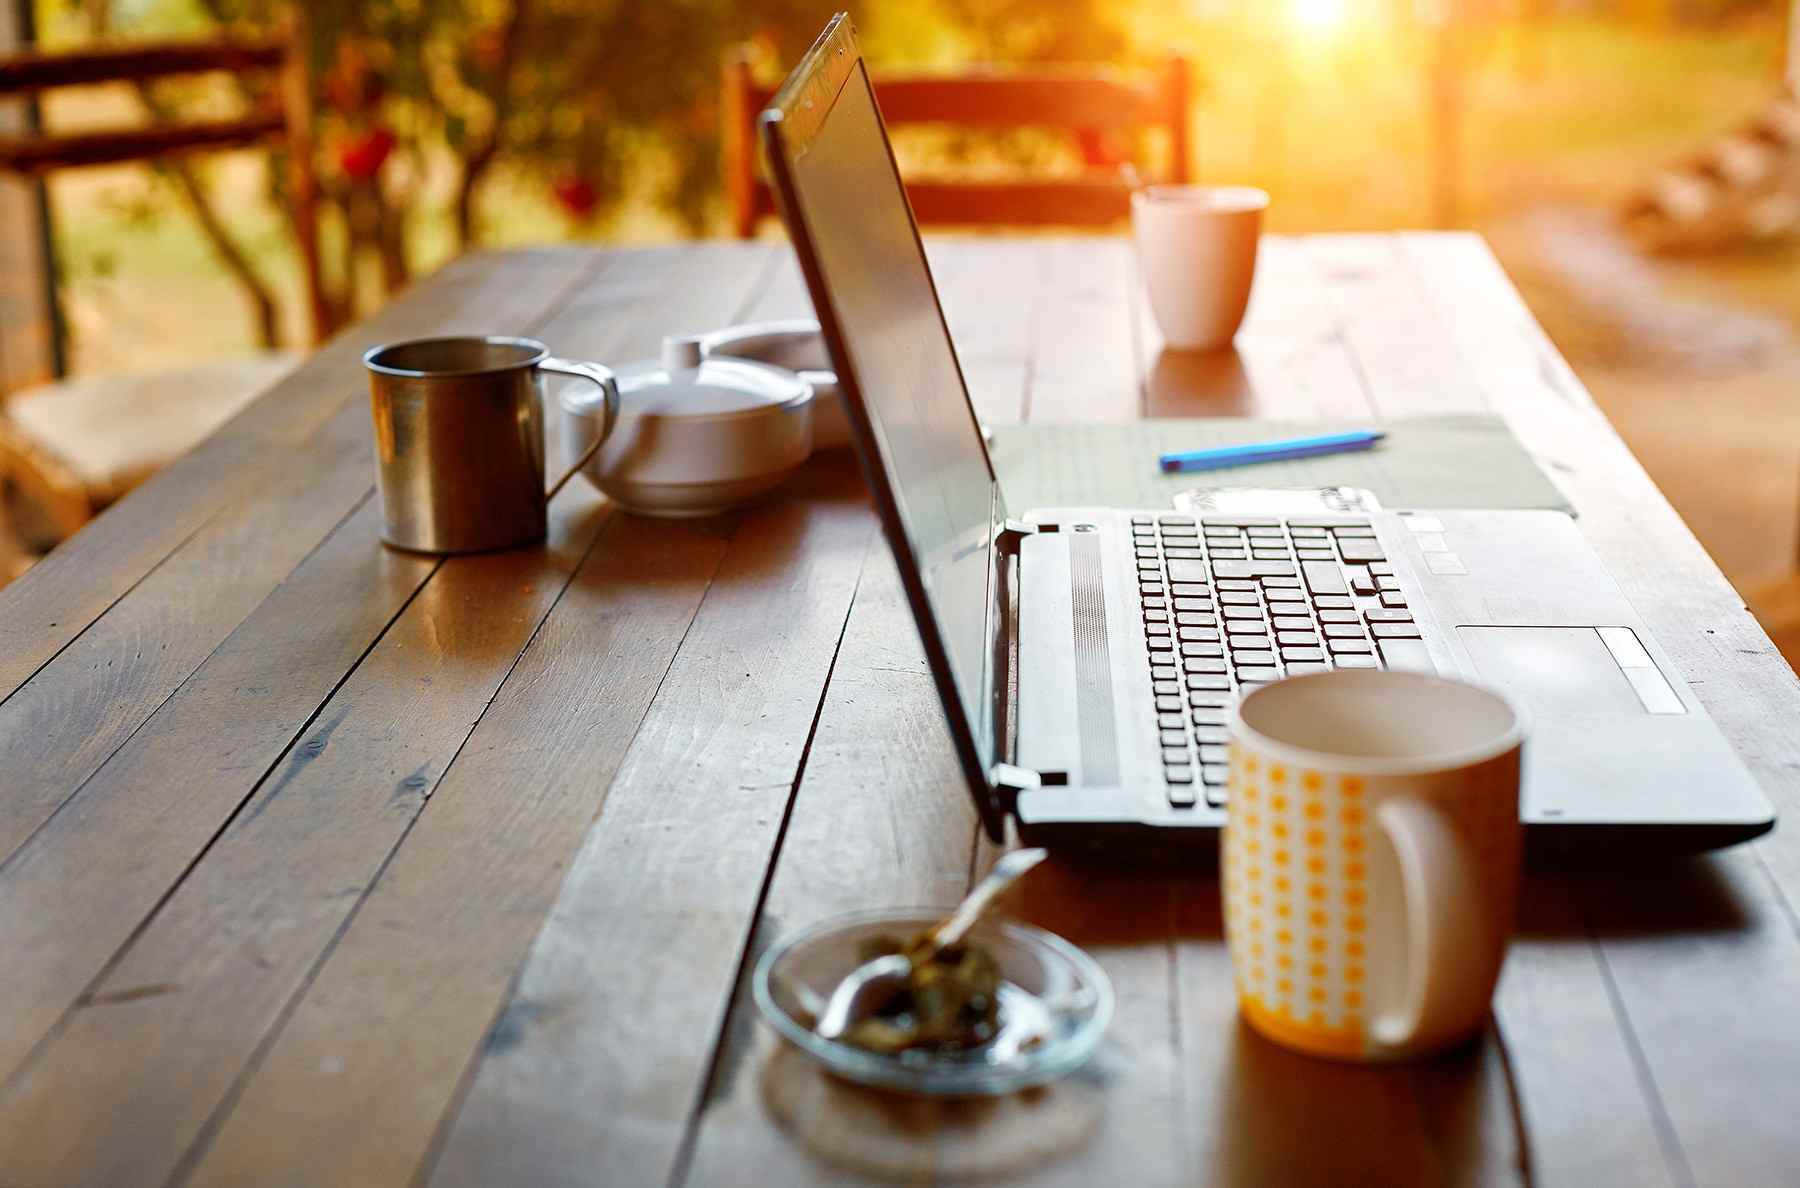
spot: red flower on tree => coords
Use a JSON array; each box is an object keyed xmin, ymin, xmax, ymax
[
  {"xmin": 339, "ymin": 127, "xmax": 397, "ymax": 181},
  {"xmin": 552, "ymin": 174, "xmax": 600, "ymax": 220}
]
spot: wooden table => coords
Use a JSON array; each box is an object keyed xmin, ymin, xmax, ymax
[{"xmin": 0, "ymin": 234, "xmax": 1796, "ymax": 1187}]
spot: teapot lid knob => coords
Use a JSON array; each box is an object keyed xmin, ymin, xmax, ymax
[{"xmin": 661, "ymin": 335, "xmax": 705, "ymax": 373}]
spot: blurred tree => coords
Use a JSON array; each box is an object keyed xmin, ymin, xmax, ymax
[{"xmin": 45, "ymin": 0, "xmax": 1138, "ymax": 325}]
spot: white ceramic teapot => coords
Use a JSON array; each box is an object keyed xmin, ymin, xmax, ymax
[{"xmin": 559, "ymin": 336, "xmax": 812, "ymax": 517}]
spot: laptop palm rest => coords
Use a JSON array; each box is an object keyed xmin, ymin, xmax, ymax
[{"xmin": 1457, "ymin": 626, "xmax": 1685, "ymax": 717}]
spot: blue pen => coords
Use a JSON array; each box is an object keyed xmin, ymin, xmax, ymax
[{"xmin": 1158, "ymin": 430, "xmax": 1386, "ymax": 474}]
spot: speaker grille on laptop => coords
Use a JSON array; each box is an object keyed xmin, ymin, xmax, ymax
[{"xmin": 1069, "ymin": 527, "xmax": 1119, "ymax": 786}]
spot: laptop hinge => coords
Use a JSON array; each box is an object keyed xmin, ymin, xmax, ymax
[
  {"xmin": 989, "ymin": 762, "xmax": 1042, "ymax": 811},
  {"xmin": 995, "ymin": 519, "xmax": 1040, "ymax": 557}
]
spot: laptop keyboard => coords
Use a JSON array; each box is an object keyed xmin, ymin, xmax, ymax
[{"xmin": 1132, "ymin": 514, "xmax": 1427, "ymax": 810}]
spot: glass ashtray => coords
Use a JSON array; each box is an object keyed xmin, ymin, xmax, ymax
[{"xmin": 753, "ymin": 909, "xmax": 1113, "ymax": 1097}]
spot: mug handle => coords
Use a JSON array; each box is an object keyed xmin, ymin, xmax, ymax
[
  {"xmin": 538, "ymin": 357, "xmax": 620, "ymax": 498},
  {"xmin": 1371, "ymin": 797, "xmax": 1494, "ymax": 1050}
]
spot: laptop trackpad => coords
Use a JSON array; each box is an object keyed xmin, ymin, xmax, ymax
[{"xmin": 1456, "ymin": 626, "xmax": 1685, "ymax": 716}]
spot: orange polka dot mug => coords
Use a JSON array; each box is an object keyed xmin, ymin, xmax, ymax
[{"xmin": 1222, "ymin": 670, "xmax": 1525, "ymax": 1062}]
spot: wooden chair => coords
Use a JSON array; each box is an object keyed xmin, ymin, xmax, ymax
[
  {"xmin": 0, "ymin": 27, "xmax": 325, "ymax": 544},
  {"xmin": 723, "ymin": 53, "xmax": 1192, "ymax": 237}
]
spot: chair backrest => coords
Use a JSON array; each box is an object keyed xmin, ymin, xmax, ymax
[
  {"xmin": 723, "ymin": 52, "xmax": 1191, "ymax": 238},
  {"xmin": 0, "ymin": 26, "xmax": 330, "ymax": 343}
]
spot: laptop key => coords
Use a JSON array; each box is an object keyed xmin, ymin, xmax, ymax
[
  {"xmin": 1236, "ymin": 666, "xmax": 1280, "ymax": 682},
  {"xmin": 1169, "ymin": 785, "xmax": 1199, "ymax": 807},
  {"xmin": 1323, "ymin": 622, "xmax": 1366, "ymax": 638},
  {"xmin": 1279, "ymin": 644, "xmax": 1324, "ymax": 660},
  {"xmin": 1232, "ymin": 649, "xmax": 1276, "ymax": 667},
  {"xmin": 1198, "ymin": 744, "xmax": 1228, "ymax": 764},
  {"xmin": 1335, "ymin": 655, "xmax": 1378, "ymax": 668},
  {"xmin": 1175, "ymin": 613, "xmax": 1217, "ymax": 629},
  {"xmin": 1179, "ymin": 627, "xmax": 1221, "ymax": 643},
  {"xmin": 1171, "ymin": 581, "xmax": 1210, "ymax": 596},
  {"xmin": 1288, "ymin": 516, "xmax": 1370, "ymax": 528},
  {"xmin": 1148, "ymin": 638, "xmax": 1174, "ymax": 653},
  {"xmin": 1379, "ymin": 591, "xmax": 1408, "ymax": 608},
  {"xmin": 1201, "ymin": 763, "xmax": 1229, "ymax": 784},
  {"xmin": 1163, "ymin": 747, "xmax": 1192, "ymax": 765},
  {"xmin": 1266, "ymin": 588, "xmax": 1305, "ymax": 604},
  {"xmin": 1191, "ymin": 692, "xmax": 1232, "ymax": 708},
  {"xmin": 1272, "ymin": 615, "xmax": 1313, "ymax": 632},
  {"xmin": 1153, "ymin": 679, "xmax": 1180, "ymax": 696},
  {"xmin": 1192, "ymin": 709, "xmax": 1228, "ymax": 726},
  {"xmin": 1377, "ymin": 638, "xmax": 1435, "ymax": 672},
  {"xmin": 1327, "ymin": 638, "xmax": 1373, "ymax": 654},
  {"xmin": 1369, "ymin": 562, "xmax": 1394, "ymax": 576},
  {"xmin": 1315, "ymin": 593, "xmax": 1354, "ymax": 609},
  {"xmin": 1365, "ymin": 608, "xmax": 1413, "ymax": 622},
  {"xmin": 1182, "ymin": 649, "xmax": 1225, "ymax": 667},
  {"xmin": 1223, "ymin": 605, "xmax": 1267, "ymax": 621},
  {"xmin": 1219, "ymin": 590, "xmax": 1260, "ymax": 606},
  {"xmin": 1286, "ymin": 661, "xmax": 1329, "ymax": 674},
  {"xmin": 1144, "ymin": 609, "xmax": 1169, "ymax": 623},
  {"xmin": 1263, "ymin": 575, "xmax": 1302, "ymax": 589},
  {"xmin": 1338, "ymin": 538, "xmax": 1385, "ymax": 563},
  {"xmin": 1164, "ymin": 547, "xmax": 1204, "ymax": 560},
  {"xmin": 1146, "ymin": 624, "xmax": 1171, "ymax": 638},
  {"xmin": 1226, "ymin": 619, "xmax": 1269, "ymax": 635},
  {"xmin": 1186, "ymin": 660, "xmax": 1228, "ymax": 677},
  {"xmin": 1158, "ymin": 713, "xmax": 1186, "ymax": 729},
  {"xmin": 1350, "ymin": 573, "xmax": 1378, "ymax": 597},
  {"xmin": 1173, "ymin": 597, "xmax": 1212, "ymax": 612},
  {"xmin": 1371, "ymin": 621, "xmax": 1423, "ymax": 639},
  {"xmin": 1212, "ymin": 560, "xmax": 1296, "ymax": 579},
  {"xmin": 1166, "ymin": 560, "xmax": 1211, "ymax": 583},
  {"xmin": 1188, "ymin": 676, "xmax": 1231, "ymax": 692},
  {"xmin": 1156, "ymin": 695, "xmax": 1183, "ymax": 712},
  {"xmin": 1317, "ymin": 608, "xmax": 1359, "ymax": 624},
  {"xmin": 1160, "ymin": 729, "xmax": 1188, "ymax": 747},
  {"xmin": 1209, "ymin": 549, "xmax": 1247, "ymax": 560},
  {"xmin": 1301, "ymin": 561, "xmax": 1348, "ymax": 596},
  {"xmin": 1195, "ymin": 725, "xmax": 1229, "ymax": 744},
  {"xmin": 1377, "ymin": 575, "xmax": 1403, "ymax": 592},
  {"xmin": 1297, "ymin": 548, "xmax": 1336, "ymax": 561}
]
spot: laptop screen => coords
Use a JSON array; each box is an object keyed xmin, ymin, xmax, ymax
[{"xmin": 769, "ymin": 50, "xmax": 1002, "ymax": 777}]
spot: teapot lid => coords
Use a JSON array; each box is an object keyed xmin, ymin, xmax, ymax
[{"xmin": 608, "ymin": 335, "xmax": 811, "ymax": 419}]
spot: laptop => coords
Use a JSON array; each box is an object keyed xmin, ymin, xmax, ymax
[{"xmin": 759, "ymin": 14, "xmax": 1775, "ymax": 857}]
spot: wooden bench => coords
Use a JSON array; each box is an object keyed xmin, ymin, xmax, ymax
[{"xmin": 723, "ymin": 53, "xmax": 1191, "ymax": 236}]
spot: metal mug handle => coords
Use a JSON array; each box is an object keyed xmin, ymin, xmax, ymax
[{"xmin": 538, "ymin": 357, "xmax": 619, "ymax": 498}]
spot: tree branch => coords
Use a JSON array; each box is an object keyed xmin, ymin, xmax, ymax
[{"xmin": 454, "ymin": 0, "xmax": 533, "ymax": 249}]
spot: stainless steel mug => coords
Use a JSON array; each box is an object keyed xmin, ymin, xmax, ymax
[{"xmin": 363, "ymin": 336, "xmax": 619, "ymax": 554}]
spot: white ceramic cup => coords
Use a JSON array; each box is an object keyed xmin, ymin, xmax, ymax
[
  {"xmin": 1131, "ymin": 185, "xmax": 1268, "ymax": 352},
  {"xmin": 1223, "ymin": 670, "xmax": 1526, "ymax": 1062}
]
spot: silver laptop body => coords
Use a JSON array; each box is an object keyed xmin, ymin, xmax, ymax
[{"xmin": 761, "ymin": 15, "xmax": 1774, "ymax": 856}]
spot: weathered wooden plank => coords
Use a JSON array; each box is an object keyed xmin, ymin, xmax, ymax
[
  {"xmin": 0, "ymin": 242, "xmax": 775, "ymax": 1181},
  {"xmin": 1138, "ymin": 235, "xmax": 1376, "ymax": 420},
  {"xmin": 176, "ymin": 504, "xmax": 736, "ymax": 1188},
  {"xmin": 0, "ymin": 491, "xmax": 431, "ymax": 1082},
  {"xmin": 0, "ymin": 248, "xmax": 599, "ymax": 702},
  {"xmin": 1398, "ymin": 231, "xmax": 1800, "ymax": 1186},
  {"xmin": 0, "ymin": 397, "xmax": 394, "ymax": 865},
  {"xmin": 927, "ymin": 237, "xmax": 1039, "ymax": 427},
  {"xmin": 677, "ymin": 547, "xmax": 984, "ymax": 1185},
  {"xmin": 186, "ymin": 453, "xmax": 874, "ymax": 1188},
  {"xmin": 1303, "ymin": 234, "xmax": 1489, "ymax": 417},
  {"xmin": 1026, "ymin": 238, "xmax": 1139, "ymax": 423},
  {"xmin": 0, "ymin": 486, "xmax": 610, "ymax": 1187},
  {"xmin": 414, "ymin": 460, "xmax": 875, "ymax": 1188}
]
